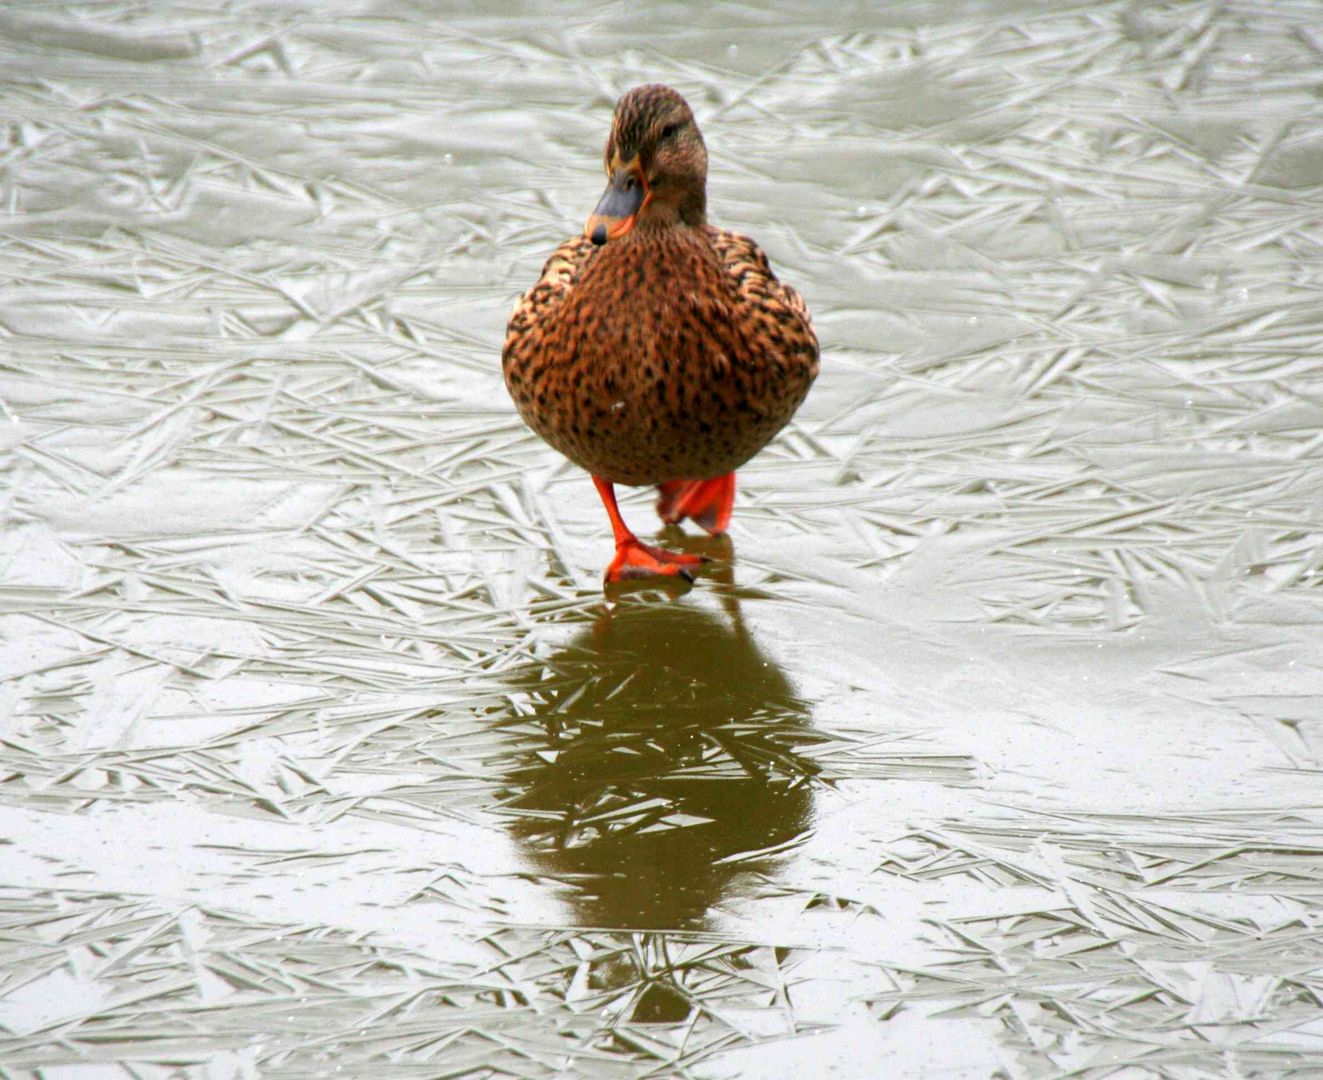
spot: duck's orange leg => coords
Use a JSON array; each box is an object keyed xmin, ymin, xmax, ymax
[
  {"xmin": 594, "ymin": 476, "xmax": 704, "ymax": 583},
  {"xmin": 655, "ymin": 472, "xmax": 736, "ymax": 535}
]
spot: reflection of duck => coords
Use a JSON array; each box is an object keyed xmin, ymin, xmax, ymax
[
  {"xmin": 503, "ymin": 84, "xmax": 819, "ymax": 585},
  {"xmin": 495, "ymin": 591, "xmax": 817, "ymax": 935}
]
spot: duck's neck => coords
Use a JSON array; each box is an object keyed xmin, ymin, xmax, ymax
[
  {"xmin": 679, "ymin": 188, "xmax": 707, "ymax": 228},
  {"xmin": 638, "ymin": 188, "xmax": 707, "ymax": 231}
]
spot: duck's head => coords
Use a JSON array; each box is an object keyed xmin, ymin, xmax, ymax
[{"xmin": 585, "ymin": 85, "xmax": 708, "ymax": 246}]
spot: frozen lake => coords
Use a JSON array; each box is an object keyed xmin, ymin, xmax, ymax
[{"xmin": 2, "ymin": 2, "xmax": 1321, "ymax": 1076}]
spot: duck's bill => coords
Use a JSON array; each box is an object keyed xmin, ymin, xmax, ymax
[{"xmin": 585, "ymin": 167, "xmax": 648, "ymax": 246}]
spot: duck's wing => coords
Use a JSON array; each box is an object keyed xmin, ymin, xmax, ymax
[
  {"xmin": 503, "ymin": 235, "xmax": 598, "ymax": 354},
  {"xmin": 706, "ymin": 227, "xmax": 817, "ymax": 360}
]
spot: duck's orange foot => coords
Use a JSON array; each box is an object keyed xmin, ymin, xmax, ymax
[
  {"xmin": 655, "ymin": 473, "xmax": 736, "ymax": 535},
  {"xmin": 606, "ymin": 539, "xmax": 706, "ymax": 584}
]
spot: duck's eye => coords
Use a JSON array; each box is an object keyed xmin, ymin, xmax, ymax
[{"xmin": 660, "ymin": 122, "xmax": 680, "ymax": 140}]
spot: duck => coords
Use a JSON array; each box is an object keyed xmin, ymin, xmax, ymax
[{"xmin": 503, "ymin": 84, "xmax": 818, "ymax": 585}]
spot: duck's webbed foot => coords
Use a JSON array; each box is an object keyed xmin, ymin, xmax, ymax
[
  {"xmin": 655, "ymin": 472, "xmax": 736, "ymax": 535},
  {"xmin": 606, "ymin": 538, "xmax": 705, "ymax": 584},
  {"xmin": 594, "ymin": 474, "xmax": 708, "ymax": 587}
]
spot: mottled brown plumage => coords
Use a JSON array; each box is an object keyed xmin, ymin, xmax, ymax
[{"xmin": 503, "ymin": 84, "xmax": 818, "ymax": 584}]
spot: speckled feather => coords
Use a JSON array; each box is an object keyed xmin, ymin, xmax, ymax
[{"xmin": 503, "ymin": 91, "xmax": 818, "ymax": 489}]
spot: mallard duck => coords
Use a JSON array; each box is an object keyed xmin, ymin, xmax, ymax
[{"xmin": 503, "ymin": 84, "xmax": 818, "ymax": 585}]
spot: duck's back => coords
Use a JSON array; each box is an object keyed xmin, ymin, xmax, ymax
[{"xmin": 503, "ymin": 224, "xmax": 817, "ymax": 487}]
